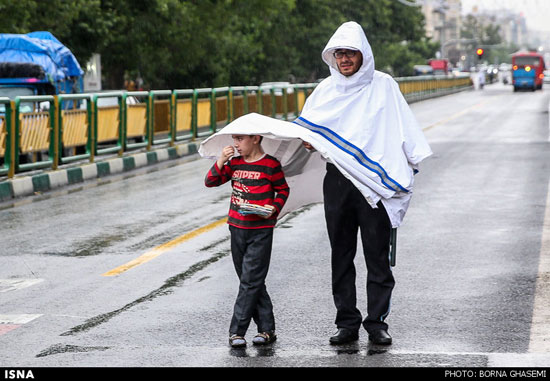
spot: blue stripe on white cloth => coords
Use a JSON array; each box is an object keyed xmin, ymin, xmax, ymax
[{"xmin": 293, "ymin": 116, "xmax": 408, "ymax": 193}]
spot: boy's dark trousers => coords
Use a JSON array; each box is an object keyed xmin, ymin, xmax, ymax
[
  {"xmin": 323, "ymin": 163, "xmax": 394, "ymax": 334},
  {"xmin": 229, "ymin": 225, "xmax": 275, "ymax": 336}
]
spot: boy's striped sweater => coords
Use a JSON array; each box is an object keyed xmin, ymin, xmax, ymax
[{"xmin": 205, "ymin": 154, "xmax": 290, "ymax": 229}]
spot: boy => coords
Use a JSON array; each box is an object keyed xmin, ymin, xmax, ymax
[{"xmin": 205, "ymin": 134, "xmax": 290, "ymax": 348}]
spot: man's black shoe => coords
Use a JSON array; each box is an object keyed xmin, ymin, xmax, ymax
[
  {"xmin": 368, "ymin": 329, "xmax": 392, "ymax": 345},
  {"xmin": 329, "ymin": 328, "xmax": 359, "ymax": 345}
]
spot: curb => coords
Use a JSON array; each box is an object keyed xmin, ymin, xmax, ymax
[{"xmin": 0, "ymin": 139, "xmax": 203, "ymax": 202}]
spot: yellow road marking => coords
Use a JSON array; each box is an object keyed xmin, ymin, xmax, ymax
[
  {"xmin": 422, "ymin": 98, "xmax": 495, "ymax": 132},
  {"xmin": 102, "ymin": 217, "xmax": 227, "ymax": 277}
]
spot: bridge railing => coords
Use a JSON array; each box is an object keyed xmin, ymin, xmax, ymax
[
  {"xmin": 0, "ymin": 75, "xmax": 471, "ymax": 179},
  {"xmin": 398, "ymin": 74, "xmax": 472, "ymax": 102}
]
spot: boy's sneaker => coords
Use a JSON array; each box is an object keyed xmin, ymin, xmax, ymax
[
  {"xmin": 229, "ymin": 334, "xmax": 246, "ymax": 348},
  {"xmin": 252, "ymin": 331, "xmax": 277, "ymax": 345}
]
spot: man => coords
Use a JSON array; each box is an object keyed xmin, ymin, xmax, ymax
[{"xmin": 298, "ymin": 21, "xmax": 432, "ymax": 346}]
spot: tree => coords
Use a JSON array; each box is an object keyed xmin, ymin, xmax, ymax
[
  {"xmin": 198, "ymin": 0, "xmax": 299, "ymax": 86},
  {"xmin": 461, "ymin": 13, "xmax": 504, "ymax": 65},
  {"xmin": 0, "ymin": 0, "xmax": 37, "ymax": 33},
  {"xmin": 289, "ymin": 0, "xmax": 437, "ymax": 78},
  {"xmin": 0, "ymin": 0, "xmax": 439, "ymax": 88}
]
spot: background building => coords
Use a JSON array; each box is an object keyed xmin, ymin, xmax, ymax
[
  {"xmin": 420, "ymin": 0, "xmax": 547, "ymax": 68},
  {"xmin": 421, "ymin": 0, "xmax": 463, "ymax": 67}
]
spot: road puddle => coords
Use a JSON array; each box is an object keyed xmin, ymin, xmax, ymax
[{"xmin": 36, "ymin": 343, "xmax": 109, "ymax": 358}]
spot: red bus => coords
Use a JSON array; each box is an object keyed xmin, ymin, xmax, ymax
[{"xmin": 511, "ymin": 51, "xmax": 545, "ymax": 91}]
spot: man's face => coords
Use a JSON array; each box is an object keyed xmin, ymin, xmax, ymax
[{"xmin": 334, "ymin": 49, "xmax": 363, "ymax": 76}]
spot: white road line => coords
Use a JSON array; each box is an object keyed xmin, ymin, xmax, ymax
[
  {"xmin": 0, "ymin": 314, "xmax": 42, "ymax": 324},
  {"xmin": 489, "ymin": 353, "xmax": 550, "ymax": 367},
  {"xmin": 389, "ymin": 350, "xmax": 550, "ymax": 367},
  {"xmin": 0, "ymin": 278, "xmax": 44, "ymax": 293},
  {"xmin": 529, "ymin": 179, "xmax": 550, "ymax": 353}
]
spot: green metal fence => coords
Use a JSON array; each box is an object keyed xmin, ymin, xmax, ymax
[
  {"xmin": 0, "ymin": 76, "xmax": 471, "ymax": 179},
  {"xmin": 0, "ymin": 97, "xmax": 13, "ymax": 177}
]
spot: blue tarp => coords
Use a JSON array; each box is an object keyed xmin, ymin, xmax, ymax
[{"xmin": 0, "ymin": 31, "xmax": 83, "ymax": 82}]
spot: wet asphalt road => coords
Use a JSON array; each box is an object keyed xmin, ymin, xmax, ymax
[{"xmin": 1, "ymin": 82, "xmax": 550, "ymax": 368}]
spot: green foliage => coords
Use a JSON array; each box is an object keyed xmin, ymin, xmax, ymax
[{"xmin": 0, "ymin": 0, "xmax": 438, "ymax": 89}]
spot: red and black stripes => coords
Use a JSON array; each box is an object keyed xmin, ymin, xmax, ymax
[{"xmin": 205, "ymin": 154, "xmax": 290, "ymax": 229}]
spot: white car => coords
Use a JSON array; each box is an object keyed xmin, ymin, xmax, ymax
[
  {"xmin": 259, "ymin": 82, "xmax": 294, "ymax": 95},
  {"xmin": 78, "ymin": 93, "xmax": 140, "ymax": 109},
  {"xmin": 544, "ymin": 70, "xmax": 550, "ymax": 84}
]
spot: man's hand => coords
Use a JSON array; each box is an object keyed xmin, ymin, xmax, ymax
[
  {"xmin": 217, "ymin": 145, "xmax": 235, "ymax": 168},
  {"xmin": 302, "ymin": 141, "xmax": 315, "ymax": 151}
]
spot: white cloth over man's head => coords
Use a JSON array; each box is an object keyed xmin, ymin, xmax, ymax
[
  {"xmin": 295, "ymin": 21, "xmax": 433, "ymax": 227},
  {"xmin": 321, "ymin": 21, "xmax": 375, "ymax": 93},
  {"xmin": 199, "ymin": 21, "xmax": 432, "ymax": 227}
]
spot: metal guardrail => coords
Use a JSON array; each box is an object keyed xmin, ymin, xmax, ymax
[
  {"xmin": 0, "ymin": 97, "xmax": 13, "ymax": 177},
  {"xmin": 14, "ymin": 95, "xmax": 56, "ymax": 174},
  {"xmin": 0, "ymin": 76, "xmax": 471, "ymax": 179},
  {"xmin": 397, "ymin": 74, "xmax": 472, "ymax": 102}
]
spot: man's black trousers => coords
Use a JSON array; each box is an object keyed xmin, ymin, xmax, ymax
[
  {"xmin": 323, "ymin": 163, "xmax": 394, "ymax": 333},
  {"xmin": 229, "ymin": 225, "xmax": 275, "ymax": 336}
]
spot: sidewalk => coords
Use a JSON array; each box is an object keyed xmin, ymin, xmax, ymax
[{"xmin": 0, "ymin": 139, "xmax": 204, "ymax": 203}]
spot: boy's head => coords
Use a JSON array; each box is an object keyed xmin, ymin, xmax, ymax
[{"xmin": 231, "ymin": 134, "xmax": 263, "ymax": 157}]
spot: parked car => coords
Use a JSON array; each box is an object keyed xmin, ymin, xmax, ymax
[
  {"xmin": 413, "ymin": 65, "xmax": 434, "ymax": 76},
  {"xmin": 78, "ymin": 92, "xmax": 139, "ymax": 110},
  {"xmin": 259, "ymin": 82, "xmax": 294, "ymax": 95}
]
